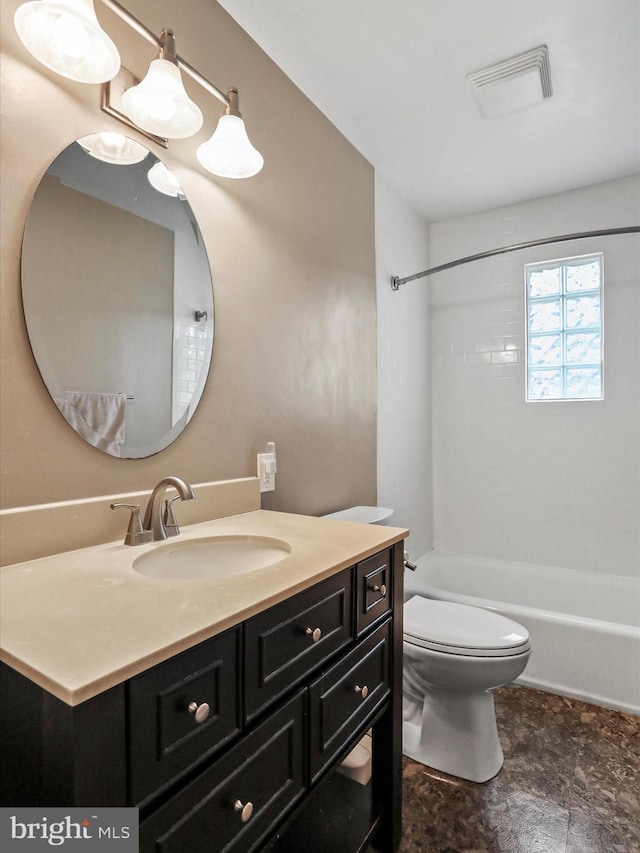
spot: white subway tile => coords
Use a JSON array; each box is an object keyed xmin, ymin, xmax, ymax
[{"xmin": 430, "ymin": 177, "xmax": 639, "ymax": 577}]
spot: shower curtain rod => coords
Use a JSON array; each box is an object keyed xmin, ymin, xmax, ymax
[{"xmin": 390, "ymin": 226, "xmax": 640, "ymax": 290}]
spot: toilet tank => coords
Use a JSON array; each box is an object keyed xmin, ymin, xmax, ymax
[{"xmin": 322, "ymin": 506, "xmax": 394, "ymax": 525}]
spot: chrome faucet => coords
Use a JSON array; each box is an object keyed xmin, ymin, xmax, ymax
[{"xmin": 142, "ymin": 476, "xmax": 196, "ymax": 541}]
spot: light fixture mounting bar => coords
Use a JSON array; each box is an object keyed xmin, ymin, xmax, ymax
[{"xmin": 98, "ymin": 0, "xmax": 229, "ymax": 106}]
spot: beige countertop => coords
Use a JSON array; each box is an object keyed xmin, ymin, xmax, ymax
[{"xmin": 0, "ymin": 510, "xmax": 407, "ymax": 706}]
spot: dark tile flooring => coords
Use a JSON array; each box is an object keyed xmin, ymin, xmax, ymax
[{"xmin": 399, "ymin": 686, "xmax": 640, "ymax": 853}]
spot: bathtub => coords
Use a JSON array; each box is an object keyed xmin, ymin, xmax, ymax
[{"xmin": 404, "ymin": 551, "xmax": 640, "ymax": 715}]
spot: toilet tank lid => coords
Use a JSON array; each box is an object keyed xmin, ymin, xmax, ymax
[
  {"xmin": 322, "ymin": 506, "xmax": 394, "ymax": 524},
  {"xmin": 404, "ymin": 596, "xmax": 530, "ymax": 651}
]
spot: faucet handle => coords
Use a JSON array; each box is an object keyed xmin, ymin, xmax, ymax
[
  {"xmin": 111, "ymin": 503, "xmax": 152, "ymax": 546},
  {"xmin": 163, "ymin": 495, "xmax": 182, "ymax": 538}
]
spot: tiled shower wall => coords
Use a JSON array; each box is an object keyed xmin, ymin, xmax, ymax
[
  {"xmin": 375, "ymin": 174, "xmax": 432, "ymax": 559},
  {"xmin": 429, "ymin": 176, "xmax": 640, "ymax": 578}
]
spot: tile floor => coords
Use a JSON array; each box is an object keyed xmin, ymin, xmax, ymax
[{"xmin": 399, "ymin": 686, "xmax": 640, "ymax": 853}]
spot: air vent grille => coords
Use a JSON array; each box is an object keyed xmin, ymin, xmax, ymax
[{"xmin": 467, "ymin": 45, "xmax": 552, "ymax": 118}]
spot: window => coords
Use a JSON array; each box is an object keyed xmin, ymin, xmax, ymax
[{"xmin": 525, "ymin": 253, "xmax": 603, "ymax": 401}]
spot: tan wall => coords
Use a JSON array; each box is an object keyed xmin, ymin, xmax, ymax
[{"xmin": 0, "ymin": 0, "xmax": 377, "ymax": 515}]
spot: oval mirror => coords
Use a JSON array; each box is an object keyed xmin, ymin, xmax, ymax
[{"xmin": 20, "ymin": 133, "xmax": 214, "ymax": 458}]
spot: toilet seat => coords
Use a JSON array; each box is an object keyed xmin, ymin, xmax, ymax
[{"xmin": 403, "ymin": 596, "xmax": 530, "ymax": 658}]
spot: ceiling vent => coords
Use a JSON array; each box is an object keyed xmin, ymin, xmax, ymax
[{"xmin": 467, "ymin": 45, "xmax": 552, "ymax": 118}]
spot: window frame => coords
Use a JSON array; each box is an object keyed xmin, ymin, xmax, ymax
[{"xmin": 524, "ymin": 252, "xmax": 604, "ymax": 402}]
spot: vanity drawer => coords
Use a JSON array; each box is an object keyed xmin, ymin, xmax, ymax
[
  {"xmin": 308, "ymin": 619, "xmax": 391, "ymax": 782},
  {"xmin": 244, "ymin": 569, "xmax": 354, "ymax": 722},
  {"xmin": 139, "ymin": 690, "xmax": 306, "ymax": 853},
  {"xmin": 356, "ymin": 549, "xmax": 392, "ymax": 634},
  {"xmin": 129, "ymin": 627, "xmax": 242, "ymax": 806}
]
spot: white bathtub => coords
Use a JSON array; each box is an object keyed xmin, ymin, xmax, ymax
[{"xmin": 404, "ymin": 551, "xmax": 640, "ymax": 715}]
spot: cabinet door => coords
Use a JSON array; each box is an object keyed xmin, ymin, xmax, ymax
[
  {"xmin": 356, "ymin": 549, "xmax": 392, "ymax": 635},
  {"xmin": 129, "ymin": 627, "xmax": 242, "ymax": 805},
  {"xmin": 139, "ymin": 690, "xmax": 306, "ymax": 853},
  {"xmin": 244, "ymin": 569, "xmax": 354, "ymax": 722},
  {"xmin": 308, "ymin": 619, "xmax": 391, "ymax": 783}
]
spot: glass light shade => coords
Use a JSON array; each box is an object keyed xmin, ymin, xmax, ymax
[
  {"xmin": 147, "ymin": 161, "xmax": 184, "ymax": 197},
  {"xmin": 196, "ymin": 114, "xmax": 264, "ymax": 179},
  {"xmin": 14, "ymin": 0, "xmax": 120, "ymax": 84},
  {"xmin": 78, "ymin": 132, "xmax": 149, "ymax": 165},
  {"xmin": 121, "ymin": 58, "xmax": 203, "ymax": 139}
]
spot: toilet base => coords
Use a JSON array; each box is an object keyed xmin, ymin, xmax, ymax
[{"xmin": 402, "ymin": 688, "xmax": 503, "ymax": 783}]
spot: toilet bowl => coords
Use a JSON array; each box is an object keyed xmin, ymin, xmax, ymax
[{"xmin": 403, "ymin": 595, "xmax": 531, "ymax": 783}]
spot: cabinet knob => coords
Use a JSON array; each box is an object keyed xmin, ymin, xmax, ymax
[
  {"xmin": 234, "ymin": 800, "xmax": 254, "ymax": 823},
  {"xmin": 305, "ymin": 627, "xmax": 322, "ymax": 642},
  {"xmin": 188, "ymin": 701, "xmax": 210, "ymax": 724},
  {"xmin": 371, "ymin": 583, "xmax": 387, "ymax": 597},
  {"xmin": 354, "ymin": 684, "xmax": 369, "ymax": 699}
]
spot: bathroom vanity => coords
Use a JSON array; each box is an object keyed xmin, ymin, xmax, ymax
[{"xmin": 0, "ymin": 510, "xmax": 406, "ymax": 853}]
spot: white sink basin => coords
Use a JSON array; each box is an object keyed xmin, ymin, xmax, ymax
[{"xmin": 132, "ymin": 535, "xmax": 291, "ymax": 580}]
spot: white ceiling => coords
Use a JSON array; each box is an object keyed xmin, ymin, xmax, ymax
[{"xmin": 217, "ymin": 0, "xmax": 640, "ymax": 222}]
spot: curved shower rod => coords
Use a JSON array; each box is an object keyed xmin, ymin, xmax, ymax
[{"xmin": 390, "ymin": 226, "xmax": 640, "ymax": 290}]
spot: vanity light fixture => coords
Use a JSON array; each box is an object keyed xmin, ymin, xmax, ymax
[
  {"xmin": 197, "ymin": 88, "xmax": 264, "ymax": 179},
  {"xmin": 121, "ymin": 29, "xmax": 203, "ymax": 140},
  {"xmin": 147, "ymin": 161, "xmax": 184, "ymax": 198},
  {"xmin": 78, "ymin": 131, "xmax": 149, "ymax": 164},
  {"xmin": 14, "ymin": 0, "xmax": 120, "ymax": 84},
  {"xmin": 14, "ymin": 0, "xmax": 264, "ymax": 178}
]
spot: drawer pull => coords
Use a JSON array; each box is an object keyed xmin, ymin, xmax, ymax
[
  {"xmin": 354, "ymin": 684, "xmax": 369, "ymax": 699},
  {"xmin": 234, "ymin": 800, "xmax": 254, "ymax": 823},
  {"xmin": 371, "ymin": 583, "xmax": 387, "ymax": 597},
  {"xmin": 305, "ymin": 627, "xmax": 322, "ymax": 643},
  {"xmin": 188, "ymin": 701, "xmax": 210, "ymax": 724}
]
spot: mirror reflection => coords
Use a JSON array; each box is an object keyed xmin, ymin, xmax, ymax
[{"xmin": 21, "ymin": 133, "xmax": 214, "ymax": 458}]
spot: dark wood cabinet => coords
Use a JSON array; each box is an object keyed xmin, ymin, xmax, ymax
[
  {"xmin": 244, "ymin": 569, "xmax": 354, "ymax": 723},
  {"xmin": 356, "ymin": 549, "xmax": 393, "ymax": 634},
  {"xmin": 129, "ymin": 626, "xmax": 242, "ymax": 806},
  {"xmin": 0, "ymin": 540, "xmax": 404, "ymax": 853},
  {"xmin": 308, "ymin": 619, "xmax": 391, "ymax": 782},
  {"xmin": 140, "ymin": 691, "xmax": 306, "ymax": 853}
]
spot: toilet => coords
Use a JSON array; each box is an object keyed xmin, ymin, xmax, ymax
[{"xmin": 403, "ymin": 595, "xmax": 531, "ymax": 782}]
